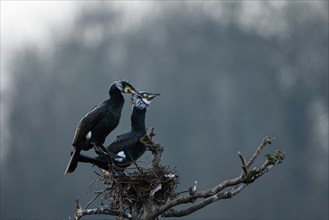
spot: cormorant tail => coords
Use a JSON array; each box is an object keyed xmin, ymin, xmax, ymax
[
  {"xmin": 79, "ymin": 154, "xmax": 109, "ymax": 170},
  {"xmin": 64, "ymin": 149, "xmax": 80, "ymax": 175}
]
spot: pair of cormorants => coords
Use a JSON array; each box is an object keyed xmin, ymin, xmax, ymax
[
  {"xmin": 78, "ymin": 91, "xmax": 159, "ymax": 170},
  {"xmin": 64, "ymin": 80, "xmax": 159, "ymax": 174}
]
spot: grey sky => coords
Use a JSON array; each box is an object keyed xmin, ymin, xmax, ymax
[{"xmin": 1, "ymin": 1, "xmax": 328, "ymax": 219}]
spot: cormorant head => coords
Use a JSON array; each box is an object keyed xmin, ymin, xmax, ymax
[
  {"xmin": 111, "ymin": 80, "xmax": 143, "ymax": 97},
  {"xmin": 132, "ymin": 91, "xmax": 160, "ymax": 109}
]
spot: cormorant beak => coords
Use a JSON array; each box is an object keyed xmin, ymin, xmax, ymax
[
  {"xmin": 145, "ymin": 93, "xmax": 160, "ymax": 101},
  {"xmin": 124, "ymin": 86, "xmax": 143, "ymax": 98}
]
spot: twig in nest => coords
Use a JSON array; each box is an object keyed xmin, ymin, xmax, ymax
[{"xmin": 150, "ymin": 183, "xmax": 162, "ymax": 198}]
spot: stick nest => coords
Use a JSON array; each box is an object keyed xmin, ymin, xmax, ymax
[
  {"xmin": 91, "ymin": 162, "xmax": 179, "ymax": 217},
  {"xmin": 88, "ymin": 130, "xmax": 179, "ymax": 217}
]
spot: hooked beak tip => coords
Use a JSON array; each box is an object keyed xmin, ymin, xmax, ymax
[{"xmin": 133, "ymin": 90, "xmax": 144, "ymax": 98}]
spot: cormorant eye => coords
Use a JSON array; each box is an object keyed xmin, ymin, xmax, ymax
[{"xmin": 125, "ymin": 87, "xmax": 132, "ymax": 93}]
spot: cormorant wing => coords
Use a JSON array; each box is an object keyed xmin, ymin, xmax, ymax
[
  {"xmin": 72, "ymin": 104, "xmax": 105, "ymax": 146},
  {"xmin": 107, "ymin": 131, "xmax": 140, "ymax": 153}
]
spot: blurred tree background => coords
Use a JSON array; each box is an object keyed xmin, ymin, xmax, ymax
[{"xmin": 1, "ymin": 1, "xmax": 328, "ymax": 219}]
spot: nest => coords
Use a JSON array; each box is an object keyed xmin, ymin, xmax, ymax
[
  {"xmin": 103, "ymin": 166, "xmax": 179, "ymax": 211},
  {"xmin": 88, "ymin": 133, "xmax": 179, "ymax": 218}
]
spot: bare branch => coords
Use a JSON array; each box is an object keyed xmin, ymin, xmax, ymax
[
  {"xmin": 141, "ymin": 127, "xmax": 164, "ymax": 168},
  {"xmin": 237, "ymin": 151, "xmax": 248, "ymax": 174},
  {"xmin": 148, "ymin": 136, "xmax": 284, "ymax": 218},
  {"xmin": 84, "ymin": 191, "xmax": 104, "ymax": 209},
  {"xmin": 162, "ymin": 184, "xmax": 247, "ymax": 217},
  {"xmin": 246, "ymin": 136, "xmax": 273, "ymax": 169},
  {"xmin": 75, "ymin": 206, "xmax": 132, "ymax": 220},
  {"xmin": 148, "ymin": 176, "xmax": 243, "ymax": 218},
  {"xmin": 189, "ymin": 181, "xmax": 198, "ymax": 195},
  {"xmin": 72, "ymin": 134, "xmax": 285, "ymax": 220}
]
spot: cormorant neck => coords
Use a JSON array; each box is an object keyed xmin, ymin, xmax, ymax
[
  {"xmin": 109, "ymin": 88, "xmax": 125, "ymax": 109},
  {"xmin": 109, "ymin": 85, "xmax": 124, "ymax": 100},
  {"xmin": 131, "ymin": 106, "xmax": 146, "ymax": 132}
]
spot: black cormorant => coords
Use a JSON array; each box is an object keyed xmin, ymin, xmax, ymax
[
  {"xmin": 64, "ymin": 80, "xmax": 142, "ymax": 175},
  {"xmin": 78, "ymin": 91, "xmax": 160, "ymax": 170}
]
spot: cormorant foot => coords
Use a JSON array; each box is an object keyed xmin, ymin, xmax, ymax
[{"xmin": 91, "ymin": 142, "xmax": 124, "ymax": 161}]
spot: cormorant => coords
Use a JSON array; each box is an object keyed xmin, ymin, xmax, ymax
[
  {"xmin": 78, "ymin": 91, "xmax": 160, "ymax": 170},
  {"xmin": 64, "ymin": 80, "xmax": 142, "ymax": 175}
]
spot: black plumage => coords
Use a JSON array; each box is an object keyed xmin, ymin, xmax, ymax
[
  {"xmin": 64, "ymin": 80, "xmax": 142, "ymax": 174},
  {"xmin": 78, "ymin": 91, "xmax": 160, "ymax": 170}
]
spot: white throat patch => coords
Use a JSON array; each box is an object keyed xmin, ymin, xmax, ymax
[{"xmin": 133, "ymin": 97, "xmax": 148, "ymax": 110}]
